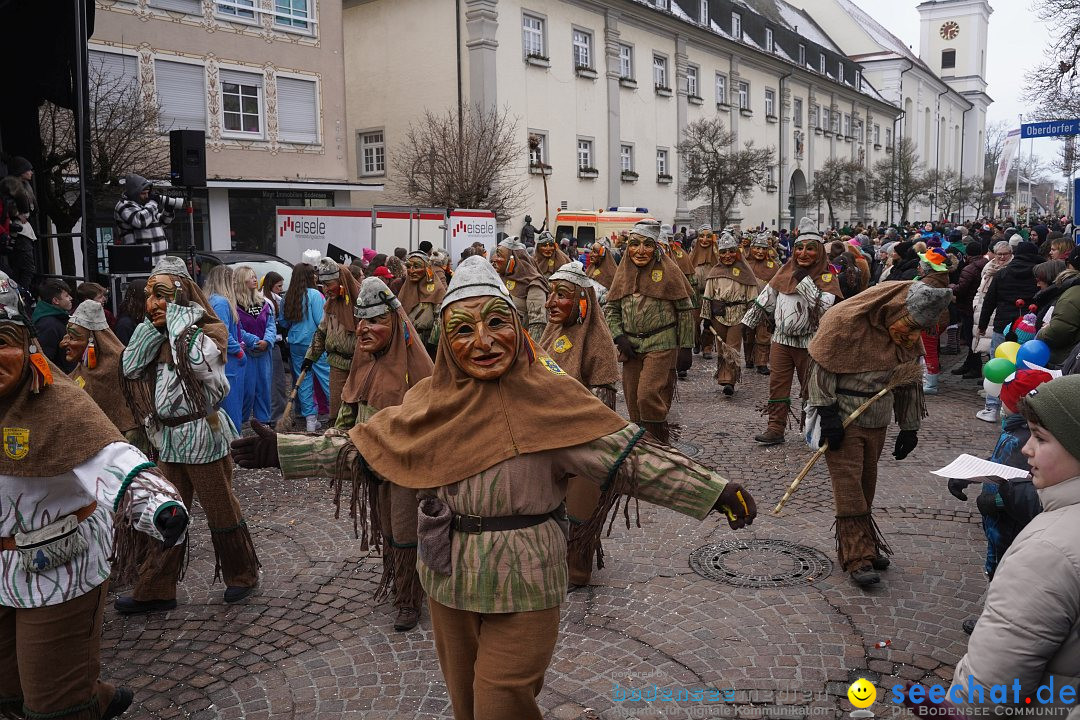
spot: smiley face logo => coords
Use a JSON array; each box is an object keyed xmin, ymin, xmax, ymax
[{"xmin": 847, "ymin": 678, "xmax": 876, "ymax": 709}]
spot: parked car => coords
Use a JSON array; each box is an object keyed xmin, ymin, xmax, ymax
[{"xmin": 191, "ymin": 250, "xmax": 293, "ymax": 290}]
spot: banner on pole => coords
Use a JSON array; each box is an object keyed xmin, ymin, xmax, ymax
[{"xmin": 993, "ymin": 129, "xmax": 1021, "ymax": 195}]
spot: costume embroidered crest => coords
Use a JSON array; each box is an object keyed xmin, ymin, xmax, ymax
[
  {"xmin": 821, "ymin": 273, "xmax": 833, "ymax": 283},
  {"xmin": 539, "ymin": 356, "xmax": 566, "ymax": 375},
  {"xmin": 3, "ymin": 427, "xmax": 29, "ymax": 460},
  {"xmin": 425, "ymin": 283, "xmax": 436, "ymax": 293},
  {"xmin": 767, "ymin": 261, "xmax": 775, "ymax": 268},
  {"xmin": 733, "ymin": 268, "xmax": 741, "ymax": 276},
  {"xmin": 651, "ymin": 269, "xmax": 664, "ymax": 282},
  {"xmin": 590, "ymin": 268, "xmax": 601, "ymax": 277},
  {"xmin": 74, "ymin": 375, "xmax": 86, "ymax": 388},
  {"xmin": 505, "ymin": 280, "xmax": 517, "ymax": 291},
  {"xmin": 553, "ymin": 335, "xmax": 573, "ymax": 353}
]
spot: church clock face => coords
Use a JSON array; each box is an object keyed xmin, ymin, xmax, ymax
[{"xmin": 939, "ymin": 21, "xmax": 960, "ymax": 40}]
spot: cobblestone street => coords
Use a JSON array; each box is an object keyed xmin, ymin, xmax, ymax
[{"xmin": 103, "ymin": 356, "xmax": 996, "ymax": 720}]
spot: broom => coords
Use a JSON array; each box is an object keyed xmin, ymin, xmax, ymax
[
  {"xmin": 277, "ymin": 367, "xmax": 308, "ymax": 433},
  {"xmin": 772, "ymin": 361, "xmax": 924, "ymax": 515}
]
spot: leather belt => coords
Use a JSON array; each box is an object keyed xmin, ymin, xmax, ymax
[
  {"xmin": 626, "ymin": 322, "xmax": 676, "ymax": 340},
  {"xmin": 837, "ymin": 387, "xmax": 877, "ymax": 398},
  {"xmin": 160, "ymin": 410, "xmax": 215, "ymax": 428},
  {"xmin": 1, "ymin": 501, "xmax": 98, "ymax": 551},
  {"xmin": 452, "ymin": 503, "xmax": 566, "ymax": 534}
]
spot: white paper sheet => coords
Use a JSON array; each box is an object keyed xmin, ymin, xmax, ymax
[{"xmin": 931, "ymin": 454, "xmax": 1031, "ymax": 480}]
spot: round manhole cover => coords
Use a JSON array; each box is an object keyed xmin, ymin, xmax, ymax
[
  {"xmin": 689, "ymin": 539, "xmax": 832, "ymax": 587},
  {"xmin": 672, "ymin": 441, "xmax": 700, "ymax": 457}
]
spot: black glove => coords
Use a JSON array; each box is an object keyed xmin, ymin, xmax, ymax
[
  {"xmin": 948, "ymin": 478, "xmax": 973, "ymax": 501},
  {"xmin": 714, "ymin": 482, "xmax": 757, "ymax": 530},
  {"xmin": 818, "ymin": 404, "xmax": 845, "ymax": 451},
  {"xmin": 154, "ymin": 505, "xmax": 189, "ymax": 549},
  {"xmin": 231, "ymin": 419, "xmax": 280, "ymax": 469},
  {"xmin": 300, "ymin": 357, "xmax": 314, "ymax": 373},
  {"xmin": 614, "ymin": 335, "xmax": 637, "ymax": 360},
  {"xmin": 676, "ymin": 346, "xmax": 692, "ymax": 372},
  {"xmin": 976, "ymin": 491, "xmax": 1002, "ymax": 517},
  {"xmin": 893, "ymin": 429, "xmax": 918, "ymax": 460}
]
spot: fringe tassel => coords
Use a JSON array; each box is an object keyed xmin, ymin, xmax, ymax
[
  {"xmin": 174, "ymin": 327, "xmax": 212, "ymax": 416},
  {"xmin": 573, "ymin": 429, "xmax": 648, "ymax": 562},
  {"xmin": 568, "ymin": 521, "xmax": 606, "ymax": 572},
  {"xmin": 332, "ymin": 442, "xmax": 382, "ymax": 551},
  {"xmin": 594, "ymin": 386, "xmax": 617, "ymax": 411},
  {"xmin": 382, "ymin": 545, "xmax": 423, "ymax": 609},
  {"xmin": 832, "ymin": 513, "xmax": 893, "ymax": 571},
  {"xmin": 209, "ymin": 521, "xmax": 260, "ymax": 585}
]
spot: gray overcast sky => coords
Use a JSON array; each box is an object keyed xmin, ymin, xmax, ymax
[{"xmin": 849, "ymin": 0, "xmax": 1058, "ymax": 162}]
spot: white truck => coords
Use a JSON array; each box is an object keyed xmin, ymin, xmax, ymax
[{"xmin": 274, "ymin": 205, "xmax": 496, "ymax": 266}]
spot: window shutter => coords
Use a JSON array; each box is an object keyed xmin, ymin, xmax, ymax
[
  {"xmin": 277, "ymin": 77, "xmax": 318, "ymax": 143},
  {"xmin": 155, "ymin": 60, "xmax": 207, "ymax": 131},
  {"xmin": 148, "ymin": 0, "xmax": 202, "ymax": 13},
  {"xmin": 88, "ymin": 50, "xmax": 137, "ymax": 90},
  {"xmin": 220, "ymin": 68, "xmax": 263, "ymax": 89}
]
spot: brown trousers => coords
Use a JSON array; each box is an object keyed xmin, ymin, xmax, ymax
[
  {"xmin": 377, "ymin": 482, "xmax": 425, "ymax": 611},
  {"xmin": 329, "ymin": 365, "xmax": 349, "ymax": 423},
  {"xmin": 133, "ymin": 457, "xmax": 259, "ymax": 601},
  {"xmin": 622, "ymin": 348, "xmax": 677, "ymax": 423},
  {"xmin": 766, "ymin": 343, "xmax": 809, "ymax": 433},
  {"xmin": 429, "ymin": 599, "xmax": 560, "ymax": 720},
  {"xmin": 744, "ymin": 323, "xmax": 771, "ymax": 367},
  {"xmin": 710, "ymin": 322, "xmax": 743, "ymax": 385},
  {"xmin": 824, "ymin": 425, "xmax": 888, "ymax": 571},
  {"xmin": 0, "ymin": 581, "xmax": 115, "ymax": 719},
  {"xmin": 566, "ymin": 476, "xmax": 602, "ymax": 585}
]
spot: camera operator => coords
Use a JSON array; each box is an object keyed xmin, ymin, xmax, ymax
[
  {"xmin": 113, "ymin": 173, "xmax": 184, "ymax": 264},
  {"xmin": 0, "ymin": 175, "xmax": 34, "ymax": 292}
]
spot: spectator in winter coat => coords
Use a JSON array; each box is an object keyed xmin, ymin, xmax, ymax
[
  {"xmin": 949, "ymin": 242, "xmax": 988, "ymax": 377},
  {"xmin": 114, "ymin": 283, "xmax": 145, "ymax": 345},
  {"xmin": 204, "ymin": 265, "xmax": 259, "ymax": 431},
  {"xmin": 30, "ymin": 278, "xmax": 75, "ymax": 373},
  {"xmin": 234, "ymin": 265, "xmax": 276, "ymax": 426},
  {"xmin": 1036, "ymin": 248, "xmax": 1080, "ymax": 367}
]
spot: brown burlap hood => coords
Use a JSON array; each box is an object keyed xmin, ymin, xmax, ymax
[
  {"xmin": 326, "ymin": 262, "xmax": 363, "ymax": 331},
  {"xmin": 586, "ymin": 248, "xmax": 618, "ymax": 288},
  {"xmin": 69, "ymin": 326, "xmax": 139, "ymax": 433},
  {"xmin": 768, "ymin": 242, "xmax": 844, "ymax": 298},
  {"xmin": 500, "ymin": 248, "xmax": 548, "ymax": 299},
  {"xmin": 0, "ymin": 356, "xmax": 125, "ymax": 477},
  {"xmin": 706, "ymin": 254, "xmax": 760, "ymax": 288},
  {"xmin": 537, "ymin": 248, "xmax": 571, "ymax": 278},
  {"xmin": 348, "ymin": 306, "xmax": 628, "ymax": 489},
  {"xmin": 606, "ymin": 251, "xmax": 695, "ymax": 303},
  {"xmin": 397, "ymin": 272, "xmax": 447, "ymax": 315},
  {"xmin": 808, "ymin": 280, "xmax": 923, "ymax": 374},
  {"xmin": 667, "ymin": 243, "xmax": 695, "ymax": 276},
  {"xmin": 688, "ymin": 241, "xmax": 719, "ymax": 269},
  {"xmin": 746, "ymin": 254, "xmax": 780, "ymax": 283},
  {"xmin": 340, "ymin": 307, "xmax": 434, "ymax": 409},
  {"xmin": 539, "ymin": 285, "xmax": 620, "ymax": 388}
]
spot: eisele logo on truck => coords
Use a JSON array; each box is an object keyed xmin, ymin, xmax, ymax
[
  {"xmin": 280, "ymin": 216, "xmax": 327, "ymax": 238},
  {"xmin": 452, "ymin": 219, "xmax": 496, "ymax": 238}
]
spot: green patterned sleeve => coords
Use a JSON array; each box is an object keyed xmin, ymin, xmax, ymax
[
  {"xmin": 278, "ymin": 432, "xmax": 352, "ymax": 480},
  {"xmin": 605, "ymin": 298, "xmax": 626, "ymax": 339},
  {"xmin": 121, "ymin": 319, "xmax": 166, "ymax": 379},
  {"xmin": 560, "ymin": 427, "xmax": 727, "ymax": 520},
  {"xmin": 676, "ymin": 297, "xmax": 695, "ymax": 348}
]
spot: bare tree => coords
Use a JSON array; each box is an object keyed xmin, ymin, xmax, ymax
[
  {"xmin": 39, "ymin": 60, "xmax": 169, "ymax": 275},
  {"xmin": 983, "ymin": 119, "xmax": 1012, "ymax": 173},
  {"xmin": 807, "ymin": 157, "xmax": 863, "ymax": 228},
  {"xmin": 870, "ymin": 138, "xmax": 931, "ymax": 222},
  {"xmin": 1023, "ymin": 0, "xmax": 1080, "ymax": 121},
  {"xmin": 392, "ymin": 105, "xmax": 527, "ymax": 221},
  {"xmin": 925, "ymin": 169, "xmax": 975, "ymax": 220},
  {"xmin": 967, "ymin": 175, "xmax": 997, "ymax": 220},
  {"xmin": 678, "ymin": 117, "xmax": 774, "ymax": 230}
]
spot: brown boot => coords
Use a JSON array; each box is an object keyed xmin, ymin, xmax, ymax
[
  {"xmin": 642, "ymin": 421, "xmax": 671, "ymax": 445},
  {"xmin": 394, "ymin": 606, "xmax": 420, "ymax": 632},
  {"xmin": 753, "ymin": 429, "xmax": 785, "ymax": 445}
]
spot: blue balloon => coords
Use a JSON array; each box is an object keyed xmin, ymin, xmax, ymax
[{"xmin": 1016, "ymin": 339, "xmax": 1051, "ymax": 370}]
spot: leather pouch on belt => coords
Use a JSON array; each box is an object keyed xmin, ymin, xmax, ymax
[
  {"xmin": 15, "ymin": 514, "xmax": 90, "ymax": 574},
  {"xmin": 417, "ymin": 497, "xmax": 452, "ymax": 576}
]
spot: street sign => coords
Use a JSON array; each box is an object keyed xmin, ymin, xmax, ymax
[
  {"xmin": 1074, "ymin": 178, "xmax": 1080, "ymax": 224},
  {"xmin": 1021, "ymin": 119, "xmax": 1080, "ymax": 139}
]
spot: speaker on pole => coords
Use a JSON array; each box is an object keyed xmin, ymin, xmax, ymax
[{"xmin": 169, "ymin": 129, "xmax": 206, "ymax": 187}]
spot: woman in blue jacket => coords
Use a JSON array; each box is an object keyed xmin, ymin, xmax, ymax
[
  {"xmin": 205, "ymin": 265, "xmax": 260, "ymax": 430},
  {"xmin": 279, "ymin": 262, "xmax": 331, "ymax": 432}
]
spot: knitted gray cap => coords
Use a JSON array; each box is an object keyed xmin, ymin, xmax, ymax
[
  {"xmin": 630, "ymin": 220, "xmax": 661, "ymax": 243},
  {"xmin": 498, "ymin": 235, "xmax": 526, "ymax": 251},
  {"xmin": 536, "ymin": 231, "xmax": 556, "ymax": 246},
  {"xmin": 354, "ymin": 277, "xmax": 401, "ymax": 319},
  {"xmin": 905, "ymin": 282, "xmax": 953, "ymax": 328},
  {"xmin": 317, "ymin": 257, "xmax": 340, "ymax": 281},
  {"xmin": 716, "ymin": 231, "xmax": 739, "ymax": 251},
  {"xmin": 438, "ymin": 255, "xmax": 512, "ymax": 313},
  {"xmin": 697, "ymin": 223, "xmax": 713, "ymax": 234},
  {"xmin": 123, "ymin": 173, "xmax": 151, "ymax": 201},
  {"xmin": 548, "ymin": 260, "xmax": 590, "ymax": 288},
  {"xmin": 70, "ymin": 300, "xmax": 108, "ymax": 331},
  {"xmin": 660, "ymin": 224, "xmax": 673, "ymax": 241},
  {"xmin": 0, "ymin": 270, "xmax": 27, "ymax": 326},
  {"xmin": 150, "ymin": 255, "xmax": 192, "ymax": 280},
  {"xmin": 751, "ymin": 233, "xmax": 770, "ymax": 248},
  {"xmin": 794, "ymin": 216, "xmax": 823, "ymax": 244}
]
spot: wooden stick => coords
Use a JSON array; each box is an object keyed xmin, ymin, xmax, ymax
[{"xmin": 772, "ymin": 362, "xmax": 923, "ymax": 515}]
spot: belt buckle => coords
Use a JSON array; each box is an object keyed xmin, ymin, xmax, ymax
[{"xmin": 455, "ymin": 514, "xmax": 483, "ymax": 534}]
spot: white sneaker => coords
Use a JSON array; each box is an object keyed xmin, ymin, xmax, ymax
[
  {"xmin": 305, "ymin": 415, "xmax": 319, "ymax": 433},
  {"xmin": 975, "ymin": 409, "xmax": 999, "ymax": 423}
]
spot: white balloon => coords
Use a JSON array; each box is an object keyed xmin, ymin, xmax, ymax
[{"xmin": 983, "ymin": 378, "xmax": 1003, "ymax": 398}]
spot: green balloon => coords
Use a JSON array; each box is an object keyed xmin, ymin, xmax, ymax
[{"xmin": 983, "ymin": 357, "xmax": 1016, "ymax": 384}]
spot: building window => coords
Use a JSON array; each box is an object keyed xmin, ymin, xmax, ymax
[
  {"xmin": 854, "ymin": 70, "xmax": 861, "ymax": 89},
  {"xmin": 941, "ymin": 49, "xmax": 956, "ymax": 69},
  {"xmin": 522, "ymin": 13, "xmax": 545, "ymax": 59},
  {"xmin": 819, "ymin": 107, "xmax": 827, "ymax": 130},
  {"xmin": 155, "ymin": 59, "xmax": 206, "ymax": 132},
  {"xmin": 856, "ymin": 119, "xmax": 864, "ymax": 142},
  {"xmin": 831, "ymin": 109, "xmax": 840, "ymax": 134},
  {"xmin": 217, "ymin": 0, "xmax": 254, "ymax": 19},
  {"xmin": 798, "ymin": 44, "xmax": 806, "ymax": 66},
  {"xmin": 577, "ymin": 139, "xmax": 593, "ymax": 169},
  {"xmin": 618, "ymin": 44, "xmax": 633, "ymax": 79},
  {"xmin": 653, "ymin": 55, "xmax": 668, "ymax": 89},
  {"xmin": 699, "ymin": 0, "xmax": 708, "ymax": 22},
  {"xmin": 687, "ymin": 65, "xmax": 699, "ymax": 97},
  {"xmin": 277, "ymin": 76, "xmax": 318, "ymax": 143},
  {"xmin": 572, "ymin": 29, "xmax": 592, "ymax": 69},
  {"xmin": 148, "ymin": 0, "xmax": 201, "ymax": 12},
  {"xmin": 838, "ymin": 63, "xmax": 845, "ymax": 84},
  {"xmin": 274, "ymin": 0, "xmax": 310, "ymax": 30},
  {"xmin": 885, "ymin": 128, "xmax": 893, "ymax": 147},
  {"xmin": 873, "ymin": 124, "xmax": 881, "ymax": 144},
  {"xmin": 620, "ymin": 144, "xmax": 634, "ymax": 172},
  {"xmin": 843, "ymin": 114, "xmax": 851, "ymax": 137},
  {"xmin": 738, "ymin": 81, "xmax": 749, "ymax": 110},
  {"xmin": 654, "ymin": 0, "xmax": 668, "ymax": 8},
  {"xmin": 793, "ymin": 97, "xmax": 803, "ymax": 127},
  {"xmin": 764, "ymin": 88, "xmax": 775, "ymax": 116},
  {"xmin": 359, "ymin": 131, "xmax": 385, "ymax": 176},
  {"xmin": 731, "ymin": 12, "xmax": 741, "ymax": 38},
  {"xmin": 715, "ymin": 73, "xmax": 727, "ymax": 104},
  {"xmin": 765, "ymin": 28, "xmax": 774, "ymax": 53},
  {"xmin": 657, "ymin": 148, "xmax": 668, "ymax": 176},
  {"xmin": 529, "ymin": 131, "xmax": 548, "ymax": 167},
  {"xmin": 89, "ymin": 50, "xmax": 138, "ymax": 92},
  {"xmin": 221, "ymin": 69, "xmax": 262, "ymax": 135},
  {"xmin": 819, "ymin": 53, "xmax": 826, "ymax": 74}
]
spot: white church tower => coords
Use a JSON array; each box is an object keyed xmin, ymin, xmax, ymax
[{"xmin": 916, "ymin": 0, "xmax": 993, "ymax": 178}]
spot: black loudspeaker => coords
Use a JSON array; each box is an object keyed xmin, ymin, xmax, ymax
[
  {"xmin": 170, "ymin": 129, "xmax": 206, "ymax": 187},
  {"xmin": 107, "ymin": 244, "xmax": 154, "ymax": 273}
]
